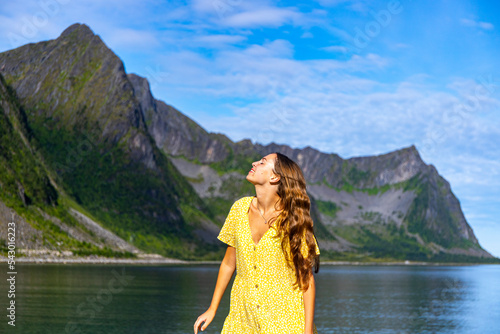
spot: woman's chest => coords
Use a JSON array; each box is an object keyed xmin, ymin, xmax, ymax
[{"xmin": 247, "ymin": 209, "xmax": 271, "ymax": 246}]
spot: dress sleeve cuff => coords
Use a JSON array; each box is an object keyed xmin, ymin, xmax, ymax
[{"xmin": 217, "ymin": 233, "xmax": 236, "ymax": 248}]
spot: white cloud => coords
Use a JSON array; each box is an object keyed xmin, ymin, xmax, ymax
[
  {"xmin": 301, "ymin": 31, "xmax": 314, "ymax": 39},
  {"xmin": 222, "ymin": 7, "xmax": 302, "ymax": 28},
  {"xmin": 479, "ymin": 22, "xmax": 495, "ymax": 30},
  {"xmin": 315, "ymin": 0, "xmax": 368, "ymax": 12},
  {"xmin": 460, "ymin": 18, "xmax": 494, "ymax": 31},
  {"xmin": 393, "ymin": 43, "xmax": 410, "ymax": 49},
  {"xmin": 152, "ymin": 40, "xmax": 500, "ymax": 210},
  {"xmin": 191, "ymin": 0, "xmax": 221, "ymax": 13},
  {"xmin": 190, "ymin": 0, "xmax": 312, "ymax": 29},
  {"xmin": 0, "ymin": 0, "xmax": 168, "ymax": 51},
  {"xmin": 105, "ymin": 28, "xmax": 160, "ymax": 49},
  {"xmin": 243, "ymin": 39, "xmax": 295, "ymax": 57},
  {"xmin": 194, "ymin": 34, "xmax": 247, "ymax": 46},
  {"xmin": 315, "ymin": 0, "xmax": 351, "ymax": 6},
  {"xmin": 441, "ymin": 155, "xmax": 500, "ymax": 187},
  {"xmin": 1, "ymin": 0, "xmax": 499, "ymax": 256},
  {"xmin": 322, "ymin": 45, "xmax": 349, "ymax": 53}
]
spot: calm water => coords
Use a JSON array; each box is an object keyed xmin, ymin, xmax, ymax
[{"xmin": 1, "ymin": 264, "xmax": 499, "ymax": 333}]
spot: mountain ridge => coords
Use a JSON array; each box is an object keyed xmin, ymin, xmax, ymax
[
  {"xmin": 0, "ymin": 23, "xmax": 494, "ymax": 261},
  {"xmin": 124, "ymin": 64, "xmax": 490, "ymax": 259},
  {"xmin": 1, "ymin": 23, "xmax": 222, "ymax": 260}
]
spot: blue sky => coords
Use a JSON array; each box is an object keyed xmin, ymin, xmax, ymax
[{"xmin": 1, "ymin": 0, "xmax": 499, "ymax": 257}]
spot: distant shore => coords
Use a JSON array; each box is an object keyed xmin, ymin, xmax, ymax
[
  {"xmin": 1, "ymin": 256, "xmax": 490, "ymax": 266},
  {"xmin": 0, "ymin": 255, "xmax": 214, "ymax": 265}
]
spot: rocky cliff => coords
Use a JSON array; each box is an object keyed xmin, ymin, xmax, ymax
[
  {"xmin": 0, "ymin": 24, "xmax": 494, "ymax": 262},
  {"xmin": 0, "ymin": 72, "xmax": 140, "ymax": 258},
  {"xmin": 123, "ymin": 63, "xmax": 490, "ymax": 260},
  {"xmin": 0, "ymin": 24, "xmax": 220, "ymax": 260}
]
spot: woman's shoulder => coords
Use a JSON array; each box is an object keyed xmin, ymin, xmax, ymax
[
  {"xmin": 233, "ymin": 196, "xmax": 254, "ymax": 206},
  {"xmin": 225, "ymin": 196, "xmax": 253, "ymax": 219},
  {"xmin": 230, "ymin": 196, "xmax": 254, "ymax": 210},
  {"xmin": 236, "ymin": 196, "xmax": 254, "ymax": 202}
]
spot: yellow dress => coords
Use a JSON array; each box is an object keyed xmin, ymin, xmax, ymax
[{"xmin": 218, "ymin": 196, "xmax": 320, "ymax": 334}]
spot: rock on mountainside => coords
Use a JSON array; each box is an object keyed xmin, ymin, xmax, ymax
[
  {"xmin": 124, "ymin": 63, "xmax": 492, "ymax": 261},
  {"xmin": 0, "ymin": 23, "xmax": 220, "ymax": 260},
  {"xmin": 0, "ymin": 24, "xmax": 154, "ymax": 168},
  {"xmin": 127, "ymin": 73, "xmax": 233, "ymax": 163},
  {"xmin": 257, "ymin": 144, "xmax": 486, "ymax": 258},
  {"xmin": 0, "ymin": 23, "xmax": 495, "ymax": 262},
  {"xmin": 0, "ymin": 73, "xmax": 140, "ymax": 258},
  {"xmin": 123, "ymin": 69, "xmax": 492, "ymax": 260}
]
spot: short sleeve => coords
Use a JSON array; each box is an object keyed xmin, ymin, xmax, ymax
[
  {"xmin": 300, "ymin": 234, "xmax": 320, "ymax": 258},
  {"xmin": 217, "ymin": 200, "xmax": 240, "ymax": 247}
]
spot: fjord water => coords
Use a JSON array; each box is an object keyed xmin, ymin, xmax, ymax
[{"xmin": 2, "ymin": 264, "xmax": 499, "ymax": 333}]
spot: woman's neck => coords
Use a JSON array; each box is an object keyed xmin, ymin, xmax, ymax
[{"xmin": 254, "ymin": 185, "xmax": 280, "ymax": 213}]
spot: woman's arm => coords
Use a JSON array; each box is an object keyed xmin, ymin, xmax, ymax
[
  {"xmin": 303, "ymin": 273, "xmax": 316, "ymax": 334},
  {"xmin": 194, "ymin": 246, "xmax": 236, "ymax": 334}
]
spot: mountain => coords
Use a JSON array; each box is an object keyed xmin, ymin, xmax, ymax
[
  {"xmin": 0, "ymin": 71, "xmax": 141, "ymax": 258},
  {"xmin": 0, "ymin": 24, "xmax": 220, "ymax": 260},
  {"xmin": 0, "ymin": 23, "xmax": 495, "ymax": 262}
]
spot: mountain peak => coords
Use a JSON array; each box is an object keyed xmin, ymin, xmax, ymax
[
  {"xmin": 400, "ymin": 144, "xmax": 422, "ymax": 160},
  {"xmin": 60, "ymin": 23, "xmax": 95, "ymax": 39},
  {"xmin": 0, "ymin": 23, "xmax": 493, "ymax": 262},
  {"xmin": 0, "ymin": 22, "xmax": 154, "ymax": 166}
]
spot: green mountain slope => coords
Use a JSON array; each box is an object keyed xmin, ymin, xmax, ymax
[
  {"xmin": 0, "ymin": 23, "xmax": 496, "ymax": 262},
  {"xmin": 0, "ymin": 24, "xmax": 221, "ymax": 260},
  {"xmin": 130, "ymin": 63, "xmax": 495, "ymax": 262},
  {"xmin": 0, "ymin": 73, "xmax": 137, "ymax": 258}
]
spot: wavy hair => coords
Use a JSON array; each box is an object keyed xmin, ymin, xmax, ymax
[{"xmin": 272, "ymin": 152, "xmax": 319, "ymax": 291}]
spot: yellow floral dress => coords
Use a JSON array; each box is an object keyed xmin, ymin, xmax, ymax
[{"xmin": 218, "ymin": 196, "xmax": 320, "ymax": 334}]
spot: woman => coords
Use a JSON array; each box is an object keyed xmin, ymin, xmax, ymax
[{"xmin": 194, "ymin": 152, "xmax": 320, "ymax": 334}]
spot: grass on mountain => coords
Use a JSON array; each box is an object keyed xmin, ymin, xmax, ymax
[{"xmin": 26, "ymin": 107, "xmax": 225, "ymax": 259}]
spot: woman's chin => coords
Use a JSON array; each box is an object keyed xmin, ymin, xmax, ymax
[{"xmin": 246, "ymin": 174, "xmax": 256, "ymax": 184}]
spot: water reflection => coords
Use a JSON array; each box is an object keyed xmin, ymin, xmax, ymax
[
  {"xmin": 316, "ymin": 265, "xmax": 499, "ymax": 334},
  {"xmin": 1, "ymin": 264, "xmax": 498, "ymax": 333}
]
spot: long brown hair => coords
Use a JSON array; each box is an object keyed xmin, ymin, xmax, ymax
[{"xmin": 272, "ymin": 152, "xmax": 319, "ymax": 291}]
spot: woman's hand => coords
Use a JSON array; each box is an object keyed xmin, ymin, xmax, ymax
[
  {"xmin": 193, "ymin": 247, "xmax": 235, "ymax": 333},
  {"xmin": 194, "ymin": 308, "xmax": 216, "ymax": 333}
]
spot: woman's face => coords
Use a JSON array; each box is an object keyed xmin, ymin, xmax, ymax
[{"xmin": 246, "ymin": 153, "xmax": 279, "ymax": 185}]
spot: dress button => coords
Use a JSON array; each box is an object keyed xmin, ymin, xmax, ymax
[
  {"xmin": 253, "ymin": 246, "xmax": 256, "ymax": 251},
  {"xmin": 254, "ymin": 265, "xmax": 257, "ymax": 269},
  {"xmin": 255, "ymin": 284, "xmax": 258, "ymax": 288},
  {"xmin": 256, "ymin": 305, "xmax": 260, "ymax": 309}
]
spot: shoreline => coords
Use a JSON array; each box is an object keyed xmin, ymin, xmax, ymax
[
  {"xmin": 0, "ymin": 255, "xmax": 216, "ymax": 265},
  {"xmin": 1, "ymin": 256, "xmax": 494, "ymax": 266}
]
